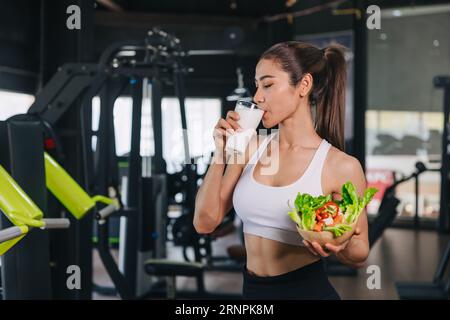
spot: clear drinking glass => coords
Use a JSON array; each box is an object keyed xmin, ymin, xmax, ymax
[{"xmin": 225, "ymin": 100, "xmax": 264, "ymax": 155}]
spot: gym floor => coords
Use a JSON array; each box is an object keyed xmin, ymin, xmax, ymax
[{"xmin": 93, "ymin": 225, "xmax": 450, "ymax": 300}]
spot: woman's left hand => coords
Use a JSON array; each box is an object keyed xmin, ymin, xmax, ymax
[{"xmin": 302, "ymin": 227, "xmax": 361, "ymax": 257}]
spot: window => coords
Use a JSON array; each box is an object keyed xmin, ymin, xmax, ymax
[
  {"xmin": 366, "ymin": 5, "xmax": 450, "ymax": 219},
  {"xmin": 0, "ymin": 90, "xmax": 35, "ymax": 121},
  {"xmin": 162, "ymin": 97, "xmax": 221, "ymax": 173},
  {"xmin": 92, "ymin": 95, "xmax": 221, "ymax": 174}
]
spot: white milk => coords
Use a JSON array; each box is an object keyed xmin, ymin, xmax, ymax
[
  {"xmin": 225, "ymin": 105, "xmax": 264, "ymax": 155},
  {"xmin": 236, "ymin": 106, "xmax": 264, "ymax": 130}
]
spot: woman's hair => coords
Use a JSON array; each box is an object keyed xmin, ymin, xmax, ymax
[{"xmin": 260, "ymin": 41, "xmax": 347, "ymax": 151}]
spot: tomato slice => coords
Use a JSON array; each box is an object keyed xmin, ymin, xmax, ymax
[
  {"xmin": 313, "ymin": 221, "xmax": 324, "ymax": 232},
  {"xmin": 316, "ymin": 201, "xmax": 339, "ymax": 218},
  {"xmin": 315, "ymin": 201, "xmax": 339, "ymax": 228},
  {"xmin": 324, "ymin": 201, "xmax": 339, "ymax": 217}
]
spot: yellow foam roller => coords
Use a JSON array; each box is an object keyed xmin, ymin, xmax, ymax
[
  {"xmin": 0, "ymin": 165, "xmax": 44, "ymax": 256},
  {"xmin": 44, "ymin": 153, "xmax": 118, "ymax": 219},
  {"xmin": 0, "ymin": 165, "xmax": 44, "ymax": 225}
]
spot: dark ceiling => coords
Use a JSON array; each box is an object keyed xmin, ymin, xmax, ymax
[
  {"xmin": 95, "ymin": 0, "xmax": 450, "ymax": 17},
  {"xmin": 96, "ymin": 0, "xmax": 290, "ymax": 17}
]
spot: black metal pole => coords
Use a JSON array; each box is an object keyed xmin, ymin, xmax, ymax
[
  {"xmin": 414, "ymin": 175, "xmax": 420, "ymax": 229},
  {"xmin": 436, "ymin": 76, "xmax": 450, "ymax": 232},
  {"xmin": 79, "ymin": 73, "xmax": 108, "ymax": 193},
  {"xmin": 97, "ymin": 220, "xmax": 133, "ymax": 299},
  {"xmin": 124, "ymin": 78, "xmax": 143, "ymax": 295},
  {"xmin": 151, "ymin": 69, "xmax": 165, "ymax": 175},
  {"xmin": 173, "ymin": 69, "xmax": 190, "ymax": 164},
  {"xmin": 93, "ymin": 78, "xmax": 129, "ymax": 297},
  {"xmin": 352, "ymin": 0, "xmax": 367, "ymax": 169}
]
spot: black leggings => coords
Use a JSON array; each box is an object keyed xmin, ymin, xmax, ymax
[{"xmin": 242, "ymin": 260, "xmax": 341, "ymax": 300}]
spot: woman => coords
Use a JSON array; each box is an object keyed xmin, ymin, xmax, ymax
[{"xmin": 194, "ymin": 41, "xmax": 369, "ymax": 300}]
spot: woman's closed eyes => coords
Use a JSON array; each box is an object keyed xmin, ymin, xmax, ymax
[{"xmin": 255, "ymin": 83, "xmax": 273, "ymax": 89}]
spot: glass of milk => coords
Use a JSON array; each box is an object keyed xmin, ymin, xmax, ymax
[{"xmin": 225, "ymin": 100, "xmax": 264, "ymax": 155}]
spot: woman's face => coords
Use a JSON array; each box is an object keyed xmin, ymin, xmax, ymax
[{"xmin": 253, "ymin": 58, "xmax": 303, "ymax": 128}]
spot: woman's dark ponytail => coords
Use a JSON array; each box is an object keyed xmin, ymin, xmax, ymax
[{"xmin": 314, "ymin": 45, "xmax": 347, "ymax": 151}]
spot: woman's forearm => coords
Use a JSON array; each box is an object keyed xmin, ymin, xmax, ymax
[
  {"xmin": 193, "ymin": 151, "xmax": 228, "ymax": 233},
  {"xmin": 336, "ymin": 238, "xmax": 369, "ymax": 268}
]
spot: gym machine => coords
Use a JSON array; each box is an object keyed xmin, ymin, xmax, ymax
[
  {"xmin": 0, "ymin": 26, "xmax": 250, "ymax": 299},
  {"xmin": 0, "ymin": 120, "xmax": 70, "ymax": 299},
  {"xmin": 14, "ymin": 27, "xmax": 236, "ymax": 299},
  {"xmin": 0, "ymin": 164, "xmax": 70, "ymax": 257},
  {"xmin": 0, "ymin": 30, "xmax": 174, "ymax": 299}
]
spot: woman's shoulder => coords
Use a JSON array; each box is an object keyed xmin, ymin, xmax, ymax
[
  {"xmin": 327, "ymin": 146, "xmax": 361, "ymax": 169},
  {"xmin": 326, "ymin": 145, "xmax": 365, "ymax": 187},
  {"xmin": 328, "ymin": 146, "xmax": 363, "ymax": 172}
]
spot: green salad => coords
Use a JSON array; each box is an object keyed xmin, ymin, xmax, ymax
[{"xmin": 287, "ymin": 181, "xmax": 378, "ymax": 237}]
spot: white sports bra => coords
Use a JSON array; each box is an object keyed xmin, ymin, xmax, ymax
[{"xmin": 232, "ymin": 131, "xmax": 332, "ymax": 246}]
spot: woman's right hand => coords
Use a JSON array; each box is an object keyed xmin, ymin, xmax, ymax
[{"xmin": 213, "ymin": 110, "xmax": 241, "ymax": 152}]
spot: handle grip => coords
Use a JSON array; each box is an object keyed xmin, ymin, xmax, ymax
[
  {"xmin": 0, "ymin": 226, "xmax": 26, "ymax": 243},
  {"xmin": 96, "ymin": 204, "xmax": 118, "ymax": 220},
  {"xmin": 42, "ymin": 218, "xmax": 71, "ymax": 229}
]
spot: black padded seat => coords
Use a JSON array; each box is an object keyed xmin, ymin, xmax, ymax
[{"xmin": 144, "ymin": 259, "xmax": 204, "ymax": 277}]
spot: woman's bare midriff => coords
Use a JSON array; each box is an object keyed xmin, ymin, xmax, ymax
[{"xmin": 244, "ymin": 233, "xmax": 320, "ymax": 276}]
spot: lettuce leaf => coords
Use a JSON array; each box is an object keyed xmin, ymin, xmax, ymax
[
  {"xmin": 301, "ymin": 209, "xmax": 316, "ymax": 231},
  {"xmin": 340, "ymin": 182, "xmax": 378, "ymax": 224},
  {"xmin": 287, "ymin": 200, "xmax": 302, "ymax": 225},
  {"xmin": 323, "ymin": 224, "xmax": 353, "ymax": 237},
  {"xmin": 360, "ymin": 187, "xmax": 379, "ymax": 212}
]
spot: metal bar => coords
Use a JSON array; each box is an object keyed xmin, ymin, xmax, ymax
[
  {"xmin": 127, "ymin": 79, "xmax": 143, "ymax": 208},
  {"xmin": 433, "ymin": 241, "xmax": 450, "ymax": 282},
  {"xmin": 414, "ymin": 175, "xmax": 420, "ymax": 229},
  {"xmin": 42, "ymin": 218, "xmax": 71, "ymax": 229},
  {"xmin": 123, "ymin": 78, "xmax": 143, "ymax": 295},
  {"xmin": 173, "ymin": 69, "xmax": 190, "ymax": 164},
  {"xmin": 98, "ymin": 40, "xmax": 143, "ymax": 70},
  {"xmin": 97, "ymin": 221, "xmax": 133, "ymax": 299},
  {"xmin": 0, "ymin": 227, "xmax": 25, "ymax": 243},
  {"xmin": 151, "ymin": 70, "xmax": 164, "ymax": 174},
  {"xmin": 435, "ymin": 76, "xmax": 450, "ymax": 232},
  {"xmin": 352, "ymin": 0, "xmax": 367, "ymax": 169},
  {"xmin": 94, "ymin": 78, "xmax": 128, "ymax": 194},
  {"xmin": 28, "ymin": 64, "xmax": 98, "ymax": 125},
  {"xmin": 79, "ymin": 73, "xmax": 108, "ymax": 193},
  {"xmin": 95, "ymin": 11, "xmax": 259, "ymax": 28},
  {"xmin": 97, "ymin": 204, "xmax": 118, "ymax": 220},
  {"xmin": 95, "ymin": 0, "xmax": 123, "ymax": 12}
]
